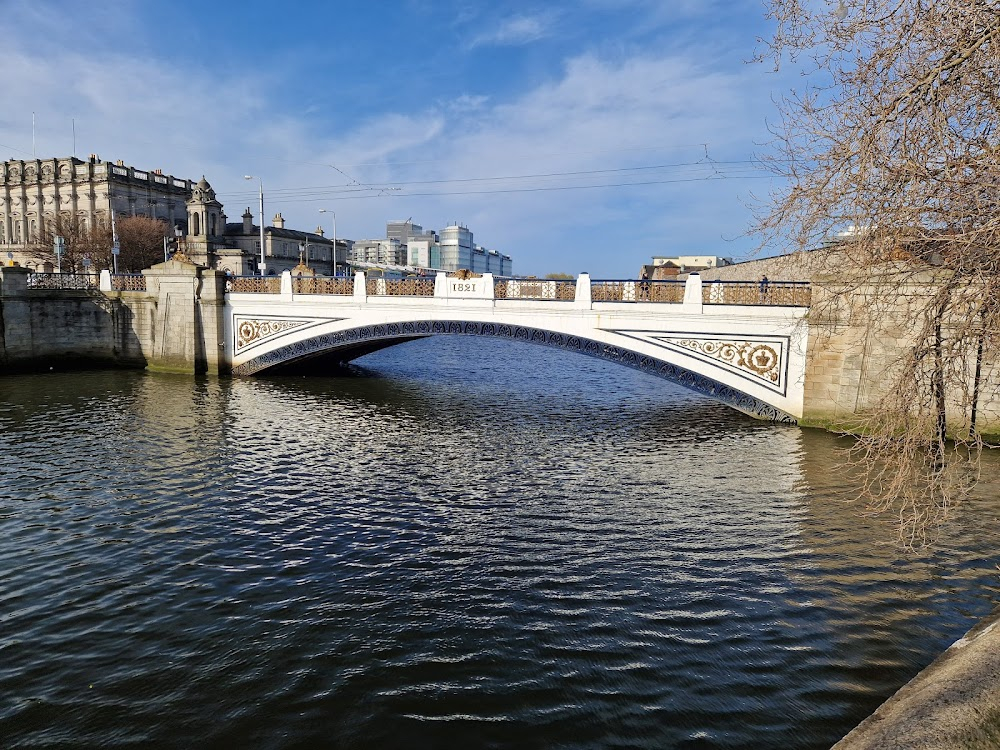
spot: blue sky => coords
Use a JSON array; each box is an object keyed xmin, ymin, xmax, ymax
[{"xmin": 1, "ymin": 0, "xmax": 794, "ymax": 277}]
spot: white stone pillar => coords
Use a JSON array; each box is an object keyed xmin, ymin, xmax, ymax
[
  {"xmin": 683, "ymin": 273, "xmax": 703, "ymax": 313},
  {"xmin": 575, "ymin": 273, "xmax": 592, "ymax": 308},
  {"xmin": 433, "ymin": 271, "xmax": 448, "ymax": 298},
  {"xmin": 280, "ymin": 270, "xmax": 293, "ymax": 297},
  {"xmin": 353, "ymin": 271, "xmax": 367, "ymax": 302}
]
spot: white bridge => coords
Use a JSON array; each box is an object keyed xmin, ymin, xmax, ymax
[{"xmin": 224, "ymin": 271, "xmax": 811, "ymax": 422}]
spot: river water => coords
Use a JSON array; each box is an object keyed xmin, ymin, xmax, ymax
[{"xmin": 1, "ymin": 336, "xmax": 998, "ymax": 749}]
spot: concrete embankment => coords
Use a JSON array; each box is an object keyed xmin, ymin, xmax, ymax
[{"xmin": 832, "ymin": 605, "xmax": 1000, "ymax": 749}]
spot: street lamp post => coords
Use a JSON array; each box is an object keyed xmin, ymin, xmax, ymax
[
  {"xmin": 244, "ymin": 175, "xmax": 266, "ymax": 275},
  {"xmin": 319, "ymin": 209, "xmax": 337, "ymax": 275},
  {"xmin": 110, "ymin": 209, "xmax": 119, "ymax": 274}
]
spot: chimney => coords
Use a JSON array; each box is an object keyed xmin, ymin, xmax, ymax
[
  {"xmin": 272, "ymin": 212, "xmax": 285, "ymax": 229},
  {"xmin": 316, "ymin": 226, "xmax": 325, "ymax": 237},
  {"xmin": 242, "ymin": 208, "xmax": 253, "ymax": 234}
]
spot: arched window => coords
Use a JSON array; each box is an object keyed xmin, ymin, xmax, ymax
[
  {"xmin": 209, "ymin": 213, "xmax": 216, "ymax": 236},
  {"xmin": 192, "ymin": 213, "xmax": 200, "ymax": 236}
]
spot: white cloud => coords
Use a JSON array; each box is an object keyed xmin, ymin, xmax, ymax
[
  {"xmin": 0, "ymin": 1, "xmax": 783, "ymax": 276},
  {"xmin": 468, "ymin": 14, "xmax": 551, "ymax": 48}
]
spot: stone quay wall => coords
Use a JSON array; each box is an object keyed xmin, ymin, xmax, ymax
[
  {"xmin": 0, "ymin": 266, "xmax": 146, "ymax": 371},
  {"xmin": 800, "ymin": 273, "xmax": 1000, "ymax": 437},
  {"xmin": 0, "ymin": 262, "xmax": 226, "ymax": 375}
]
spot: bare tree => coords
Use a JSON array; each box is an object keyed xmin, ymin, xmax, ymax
[
  {"xmin": 31, "ymin": 215, "xmax": 113, "ymax": 273},
  {"xmin": 116, "ymin": 216, "xmax": 169, "ymax": 272},
  {"xmin": 756, "ymin": 0, "xmax": 1000, "ymax": 543}
]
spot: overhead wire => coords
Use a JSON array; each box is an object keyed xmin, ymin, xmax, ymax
[{"xmin": 219, "ymin": 158, "xmax": 772, "ymax": 204}]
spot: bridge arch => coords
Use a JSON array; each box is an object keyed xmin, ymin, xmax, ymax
[{"xmin": 230, "ymin": 319, "xmax": 797, "ymax": 423}]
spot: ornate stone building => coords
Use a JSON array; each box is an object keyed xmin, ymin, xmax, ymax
[
  {"xmin": 0, "ymin": 156, "xmax": 347, "ymax": 276},
  {"xmin": 0, "ymin": 155, "xmax": 194, "ymax": 269}
]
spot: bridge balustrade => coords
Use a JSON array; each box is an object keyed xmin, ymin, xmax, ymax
[
  {"xmin": 292, "ymin": 277, "xmax": 353, "ymax": 295},
  {"xmin": 218, "ymin": 270, "xmax": 812, "ymax": 308},
  {"xmin": 592, "ymin": 280, "xmax": 686, "ymax": 303},
  {"xmin": 27, "ymin": 272, "xmax": 98, "ymax": 290},
  {"xmin": 365, "ymin": 277, "xmax": 435, "ymax": 297},
  {"xmin": 495, "ymin": 278, "xmax": 576, "ymax": 301},
  {"xmin": 702, "ymin": 281, "xmax": 811, "ymax": 307},
  {"xmin": 110, "ymin": 273, "xmax": 147, "ymax": 292},
  {"xmin": 226, "ymin": 276, "xmax": 281, "ymax": 294}
]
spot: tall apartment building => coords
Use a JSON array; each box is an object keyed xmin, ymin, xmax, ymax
[
  {"xmin": 350, "ymin": 237, "xmax": 408, "ymax": 266},
  {"xmin": 439, "ymin": 224, "xmax": 474, "ymax": 270},
  {"xmin": 373, "ymin": 220, "xmax": 512, "ymax": 275}
]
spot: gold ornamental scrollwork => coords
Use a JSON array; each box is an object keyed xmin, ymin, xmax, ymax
[
  {"xmin": 673, "ymin": 339, "xmax": 781, "ymax": 384},
  {"xmin": 236, "ymin": 318, "xmax": 310, "ymax": 351}
]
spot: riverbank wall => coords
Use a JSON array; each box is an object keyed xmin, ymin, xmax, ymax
[
  {"xmin": 0, "ymin": 262, "xmax": 226, "ymax": 375},
  {"xmin": 833, "ymin": 605, "xmax": 1000, "ymax": 749},
  {"xmin": 0, "ymin": 265, "xmax": 146, "ymax": 371}
]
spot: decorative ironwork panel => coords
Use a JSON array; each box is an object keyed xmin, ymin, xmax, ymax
[
  {"xmin": 593, "ymin": 281, "xmax": 631, "ymax": 302},
  {"xmin": 226, "ymin": 276, "xmax": 281, "ymax": 294},
  {"xmin": 500, "ymin": 279, "xmax": 575, "ymax": 301},
  {"xmin": 702, "ymin": 281, "xmax": 811, "ymax": 307},
  {"xmin": 26, "ymin": 273, "xmax": 97, "ymax": 290},
  {"xmin": 110, "ymin": 274, "xmax": 147, "ymax": 292},
  {"xmin": 292, "ymin": 277, "xmax": 353, "ymax": 295},
  {"xmin": 233, "ymin": 316, "xmax": 340, "ymax": 353},
  {"xmin": 671, "ymin": 338, "xmax": 782, "ymax": 387},
  {"xmin": 365, "ymin": 277, "xmax": 435, "ymax": 296},
  {"xmin": 643, "ymin": 281, "xmax": 685, "ymax": 303},
  {"xmin": 388, "ymin": 278, "xmax": 435, "ymax": 296},
  {"xmin": 610, "ymin": 329, "xmax": 791, "ymax": 396}
]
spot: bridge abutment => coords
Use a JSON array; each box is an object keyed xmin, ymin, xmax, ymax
[{"xmin": 141, "ymin": 260, "xmax": 227, "ymax": 375}]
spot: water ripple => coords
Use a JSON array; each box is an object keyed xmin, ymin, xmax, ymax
[{"xmin": 1, "ymin": 340, "xmax": 999, "ymax": 749}]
